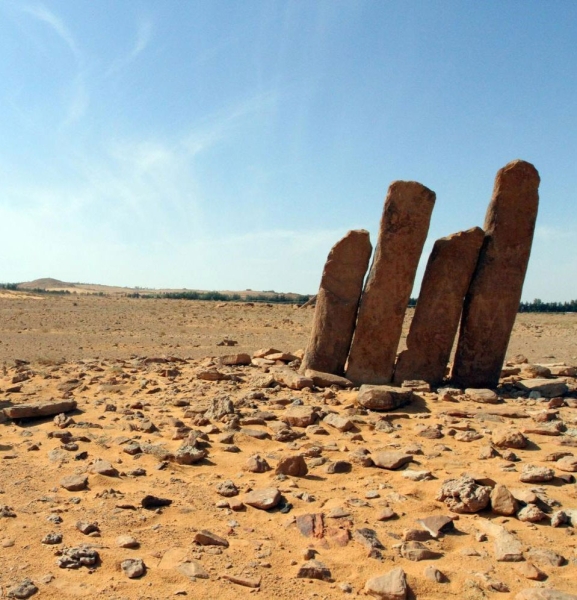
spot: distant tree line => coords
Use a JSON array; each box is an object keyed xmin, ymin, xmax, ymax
[
  {"xmin": 126, "ymin": 290, "xmax": 312, "ymax": 304},
  {"xmin": 519, "ymin": 298, "xmax": 577, "ymax": 313}
]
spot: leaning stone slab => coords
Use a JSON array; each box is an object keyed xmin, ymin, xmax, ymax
[
  {"xmin": 346, "ymin": 181, "xmax": 436, "ymax": 385},
  {"xmin": 3, "ymin": 399, "xmax": 77, "ymax": 419},
  {"xmin": 516, "ymin": 379, "xmax": 568, "ymax": 398},
  {"xmin": 357, "ymin": 385, "xmax": 413, "ymax": 411},
  {"xmin": 300, "ymin": 230, "xmax": 372, "ymax": 376},
  {"xmin": 303, "ymin": 369, "xmax": 354, "ymax": 388},
  {"xmin": 452, "ymin": 160, "xmax": 540, "ymax": 388},
  {"xmin": 393, "ymin": 227, "xmax": 484, "ymax": 386}
]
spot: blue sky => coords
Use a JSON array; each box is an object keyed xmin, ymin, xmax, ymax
[{"xmin": 0, "ymin": 1, "xmax": 575, "ymax": 300}]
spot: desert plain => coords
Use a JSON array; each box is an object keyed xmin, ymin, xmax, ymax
[{"xmin": 1, "ymin": 289, "xmax": 577, "ymax": 600}]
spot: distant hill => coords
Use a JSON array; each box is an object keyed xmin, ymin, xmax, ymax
[{"xmin": 18, "ymin": 278, "xmax": 76, "ymax": 289}]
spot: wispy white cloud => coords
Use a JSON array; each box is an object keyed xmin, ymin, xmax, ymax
[
  {"xmin": 183, "ymin": 89, "xmax": 278, "ymax": 156},
  {"xmin": 105, "ymin": 17, "xmax": 153, "ymax": 77},
  {"xmin": 19, "ymin": 3, "xmax": 88, "ymax": 123},
  {"xmin": 21, "ymin": 3, "xmax": 80, "ymax": 63}
]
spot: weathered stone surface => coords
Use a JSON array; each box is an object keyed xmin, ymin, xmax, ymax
[
  {"xmin": 89, "ymin": 459, "xmax": 119, "ymax": 477},
  {"xmin": 296, "ymin": 513, "xmax": 324, "ymax": 538},
  {"xmin": 516, "ymin": 379, "xmax": 569, "ymax": 398},
  {"xmin": 303, "ymin": 369, "xmax": 354, "ymax": 388},
  {"xmin": 194, "ymin": 530, "xmax": 229, "ymax": 547},
  {"xmin": 283, "ymin": 405, "xmax": 318, "ymax": 427},
  {"xmin": 452, "ymin": 160, "xmax": 540, "ymax": 388},
  {"xmin": 400, "ymin": 541, "xmax": 441, "ymax": 561},
  {"xmin": 116, "ymin": 535, "xmax": 139, "ymax": 549},
  {"xmin": 436, "ymin": 476, "xmax": 491, "ymax": 513},
  {"xmin": 476, "ymin": 520, "xmax": 524, "ymax": 562},
  {"xmin": 121, "ymin": 558, "xmax": 146, "ymax": 578},
  {"xmin": 492, "ymin": 429, "xmax": 528, "ymax": 449},
  {"xmin": 300, "ymin": 230, "xmax": 372, "ymax": 376},
  {"xmin": 272, "ymin": 369, "xmax": 313, "ymax": 390},
  {"xmin": 275, "ymin": 454, "xmax": 308, "ymax": 477},
  {"xmin": 491, "ymin": 484, "xmax": 518, "ymax": 516},
  {"xmin": 296, "ymin": 559, "xmax": 332, "ymax": 581},
  {"xmin": 465, "ymin": 388, "xmax": 500, "ymax": 404},
  {"xmin": 7, "ymin": 578, "xmax": 38, "ymax": 599},
  {"xmin": 520, "ymin": 465, "xmax": 555, "ymax": 483},
  {"xmin": 243, "ymin": 454, "xmax": 271, "ymax": 473},
  {"xmin": 177, "ymin": 560, "xmax": 209, "ymax": 580},
  {"xmin": 60, "ymin": 474, "xmax": 88, "ymax": 492},
  {"xmin": 244, "ymin": 487, "xmax": 281, "ymax": 510},
  {"xmin": 346, "ymin": 181, "xmax": 436, "ymax": 385},
  {"xmin": 4, "ymin": 399, "xmax": 77, "ymax": 419},
  {"xmin": 323, "ymin": 412, "xmax": 353, "ymax": 432},
  {"xmin": 556, "ymin": 455, "xmax": 577, "ymax": 472},
  {"xmin": 220, "ymin": 353, "xmax": 251, "ymax": 366},
  {"xmin": 372, "ymin": 452, "xmax": 413, "ymax": 470},
  {"xmin": 416, "ymin": 515, "xmax": 454, "ymax": 538},
  {"xmin": 357, "ymin": 385, "xmax": 413, "ymax": 411},
  {"xmin": 364, "ymin": 567, "xmax": 408, "ymax": 600},
  {"xmin": 394, "ymin": 227, "xmax": 484, "ymax": 386}
]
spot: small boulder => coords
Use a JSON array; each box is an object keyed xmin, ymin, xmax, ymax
[{"xmin": 364, "ymin": 567, "xmax": 408, "ymax": 600}]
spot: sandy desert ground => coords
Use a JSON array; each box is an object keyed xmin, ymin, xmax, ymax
[{"xmin": 1, "ymin": 292, "xmax": 577, "ymax": 600}]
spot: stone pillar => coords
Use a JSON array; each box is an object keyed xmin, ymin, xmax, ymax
[
  {"xmin": 300, "ymin": 229, "xmax": 372, "ymax": 376},
  {"xmin": 345, "ymin": 181, "xmax": 436, "ymax": 385},
  {"xmin": 452, "ymin": 160, "xmax": 540, "ymax": 389},
  {"xmin": 393, "ymin": 227, "xmax": 485, "ymax": 386}
]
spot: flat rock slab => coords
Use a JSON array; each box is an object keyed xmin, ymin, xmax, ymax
[
  {"xmin": 194, "ymin": 530, "xmax": 229, "ymax": 547},
  {"xmin": 60, "ymin": 474, "xmax": 88, "ymax": 492},
  {"xmin": 283, "ymin": 406, "xmax": 318, "ymax": 427},
  {"xmin": 3, "ymin": 399, "xmax": 77, "ymax": 419},
  {"xmin": 372, "ymin": 452, "xmax": 413, "ymax": 470},
  {"xmin": 303, "ymin": 369, "xmax": 354, "ymax": 388},
  {"xmin": 465, "ymin": 388, "xmax": 499, "ymax": 404},
  {"xmin": 272, "ymin": 369, "xmax": 314, "ymax": 390},
  {"xmin": 357, "ymin": 385, "xmax": 413, "ymax": 411},
  {"xmin": 516, "ymin": 379, "xmax": 568, "ymax": 398},
  {"xmin": 244, "ymin": 487, "xmax": 281, "ymax": 510},
  {"xmin": 177, "ymin": 560, "xmax": 209, "ymax": 580},
  {"xmin": 296, "ymin": 559, "xmax": 332, "ymax": 581},
  {"xmin": 364, "ymin": 567, "xmax": 408, "ymax": 600}
]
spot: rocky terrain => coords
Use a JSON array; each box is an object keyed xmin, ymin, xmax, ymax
[{"xmin": 1, "ymin": 294, "xmax": 577, "ymax": 599}]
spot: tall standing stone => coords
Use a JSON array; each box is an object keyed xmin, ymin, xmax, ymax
[
  {"xmin": 452, "ymin": 160, "xmax": 540, "ymax": 389},
  {"xmin": 393, "ymin": 227, "xmax": 485, "ymax": 386},
  {"xmin": 300, "ymin": 230, "xmax": 372, "ymax": 376},
  {"xmin": 346, "ymin": 181, "xmax": 436, "ymax": 385}
]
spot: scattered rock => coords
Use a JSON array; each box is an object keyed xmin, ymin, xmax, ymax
[
  {"xmin": 364, "ymin": 567, "xmax": 408, "ymax": 599},
  {"xmin": 372, "ymin": 452, "xmax": 413, "ymax": 470},
  {"xmin": 436, "ymin": 476, "xmax": 491, "ymax": 513},
  {"xmin": 357, "ymin": 385, "xmax": 413, "ymax": 411},
  {"xmin": 244, "ymin": 488, "xmax": 281, "ymax": 510},
  {"xmin": 296, "ymin": 559, "xmax": 332, "ymax": 581},
  {"xmin": 121, "ymin": 558, "xmax": 146, "ymax": 578},
  {"xmin": 275, "ymin": 454, "xmax": 308, "ymax": 477}
]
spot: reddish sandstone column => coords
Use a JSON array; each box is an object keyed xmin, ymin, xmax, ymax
[
  {"xmin": 452, "ymin": 160, "xmax": 540, "ymax": 389},
  {"xmin": 346, "ymin": 181, "xmax": 436, "ymax": 385},
  {"xmin": 300, "ymin": 229, "xmax": 372, "ymax": 376},
  {"xmin": 393, "ymin": 227, "xmax": 485, "ymax": 386}
]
